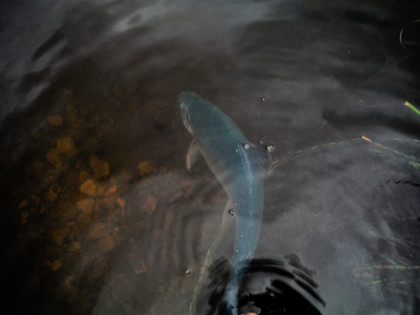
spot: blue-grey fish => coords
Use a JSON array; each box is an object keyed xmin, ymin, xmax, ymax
[{"xmin": 179, "ymin": 91, "xmax": 270, "ymax": 315}]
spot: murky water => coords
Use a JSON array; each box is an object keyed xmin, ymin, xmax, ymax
[{"xmin": 1, "ymin": 0, "xmax": 419, "ymax": 314}]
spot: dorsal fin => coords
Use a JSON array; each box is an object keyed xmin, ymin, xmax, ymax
[{"xmin": 241, "ymin": 142, "xmax": 272, "ymax": 179}]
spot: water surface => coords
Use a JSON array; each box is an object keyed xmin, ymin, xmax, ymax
[{"xmin": 0, "ymin": 0, "xmax": 419, "ymax": 314}]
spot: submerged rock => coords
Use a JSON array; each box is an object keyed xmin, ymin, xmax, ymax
[
  {"xmin": 80, "ymin": 179, "xmax": 101, "ymax": 196},
  {"xmin": 87, "ymin": 223, "xmax": 109, "ymax": 240},
  {"xmin": 137, "ymin": 161, "xmax": 157, "ymax": 176},
  {"xmin": 76, "ymin": 199, "xmax": 94, "ymax": 214},
  {"xmin": 48, "ymin": 115, "xmax": 63, "ymax": 126},
  {"xmin": 52, "ymin": 260, "xmax": 62, "ymax": 271},
  {"xmin": 98, "ymin": 234, "xmax": 116, "ymax": 253},
  {"xmin": 57, "ymin": 136, "xmax": 78, "ymax": 157},
  {"xmin": 46, "ymin": 149, "xmax": 62, "ymax": 168},
  {"xmin": 51, "ymin": 229, "xmax": 67, "ymax": 246},
  {"xmin": 89, "ymin": 155, "xmax": 110, "ymax": 178}
]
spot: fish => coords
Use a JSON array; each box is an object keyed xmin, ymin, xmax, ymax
[{"xmin": 179, "ymin": 91, "xmax": 270, "ymax": 315}]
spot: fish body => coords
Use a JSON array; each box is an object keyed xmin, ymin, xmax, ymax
[{"xmin": 179, "ymin": 92, "xmax": 270, "ymax": 314}]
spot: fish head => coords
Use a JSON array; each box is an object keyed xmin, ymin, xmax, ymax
[{"xmin": 179, "ymin": 91, "xmax": 217, "ymax": 135}]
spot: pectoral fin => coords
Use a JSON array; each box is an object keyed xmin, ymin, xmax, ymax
[
  {"xmin": 241, "ymin": 143, "xmax": 272, "ymax": 179},
  {"xmin": 186, "ymin": 139, "xmax": 202, "ymax": 171}
]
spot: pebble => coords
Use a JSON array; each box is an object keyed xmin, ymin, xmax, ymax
[
  {"xmin": 98, "ymin": 234, "xmax": 116, "ymax": 253},
  {"xmin": 105, "ymin": 185, "xmax": 118, "ymax": 196},
  {"xmin": 46, "ymin": 149, "xmax": 62, "ymax": 168},
  {"xmin": 52, "ymin": 260, "xmax": 62, "ymax": 271},
  {"xmin": 87, "ymin": 223, "xmax": 109, "ymax": 240},
  {"xmin": 76, "ymin": 199, "xmax": 94, "ymax": 214},
  {"xmin": 89, "ymin": 155, "xmax": 110, "ymax": 178},
  {"xmin": 57, "ymin": 136, "xmax": 78, "ymax": 157},
  {"xmin": 80, "ymin": 178, "xmax": 99, "ymax": 196},
  {"xmin": 137, "ymin": 161, "xmax": 157, "ymax": 176},
  {"xmin": 51, "ymin": 229, "xmax": 67, "ymax": 246},
  {"xmin": 48, "ymin": 115, "xmax": 63, "ymax": 126}
]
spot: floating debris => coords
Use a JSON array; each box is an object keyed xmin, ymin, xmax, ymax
[
  {"xmin": 265, "ymin": 143, "xmax": 275, "ymax": 153},
  {"xmin": 404, "ymin": 101, "xmax": 420, "ymax": 116}
]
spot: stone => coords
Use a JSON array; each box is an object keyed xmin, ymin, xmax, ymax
[
  {"xmin": 46, "ymin": 186, "xmax": 58, "ymax": 202},
  {"xmin": 105, "ymin": 185, "xmax": 118, "ymax": 196},
  {"xmin": 70, "ymin": 241, "xmax": 81, "ymax": 251},
  {"xmin": 98, "ymin": 235, "xmax": 115, "ymax": 254},
  {"xmin": 51, "ymin": 229, "xmax": 67, "ymax": 246},
  {"xmin": 87, "ymin": 223, "xmax": 109, "ymax": 240},
  {"xmin": 48, "ymin": 115, "xmax": 63, "ymax": 126},
  {"xmin": 80, "ymin": 179, "xmax": 99, "ymax": 196},
  {"xmin": 116, "ymin": 197, "xmax": 126, "ymax": 208},
  {"xmin": 137, "ymin": 161, "xmax": 157, "ymax": 176},
  {"xmin": 58, "ymin": 203, "xmax": 78, "ymax": 222},
  {"xmin": 89, "ymin": 155, "xmax": 110, "ymax": 178},
  {"xmin": 57, "ymin": 136, "xmax": 78, "ymax": 157},
  {"xmin": 52, "ymin": 260, "xmax": 62, "ymax": 271},
  {"xmin": 76, "ymin": 199, "xmax": 94, "ymax": 214},
  {"xmin": 46, "ymin": 149, "xmax": 62, "ymax": 168},
  {"xmin": 18, "ymin": 199, "xmax": 29, "ymax": 209},
  {"xmin": 77, "ymin": 213, "xmax": 93, "ymax": 234},
  {"xmin": 79, "ymin": 170, "xmax": 90, "ymax": 182}
]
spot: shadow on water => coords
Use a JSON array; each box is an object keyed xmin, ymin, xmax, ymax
[
  {"xmin": 204, "ymin": 256, "xmax": 326, "ymax": 315},
  {"xmin": 0, "ymin": 0, "xmax": 420, "ymax": 314}
]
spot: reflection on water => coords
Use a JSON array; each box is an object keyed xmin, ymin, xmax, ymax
[{"xmin": 0, "ymin": 0, "xmax": 419, "ymax": 314}]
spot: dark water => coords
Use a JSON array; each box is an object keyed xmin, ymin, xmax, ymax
[{"xmin": 1, "ymin": 0, "xmax": 419, "ymax": 314}]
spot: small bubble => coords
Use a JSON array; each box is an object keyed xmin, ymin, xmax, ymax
[
  {"xmin": 261, "ymin": 96, "xmax": 267, "ymax": 102},
  {"xmin": 265, "ymin": 143, "xmax": 275, "ymax": 153},
  {"xmin": 243, "ymin": 143, "xmax": 250, "ymax": 150},
  {"xmin": 184, "ymin": 268, "xmax": 192, "ymax": 276},
  {"xmin": 229, "ymin": 209, "xmax": 234, "ymax": 216}
]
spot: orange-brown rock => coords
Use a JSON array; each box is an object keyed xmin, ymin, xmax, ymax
[
  {"xmin": 87, "ymin": 223, "xmax": 109, "ymax": 240},
  {"xmin": 52, "ymin": 260, "xmax": 62, "ymax": 271},
  {"xmin": 137, "ymin": 161, "xmax": 157, "ymax": 176},
  {"xmin": 48, "ymin": 115, "xmax": 63, "ymax": 126},
  {"xmin": 57, "ymin": 136, "xmax": 78, "ymax": 157},
  {"xmin": 98, "ymin": 234, "xmax": 116, "ymax": 254},
  {"xmin": 46, "ymin": 148, "xmax": 62, "ymax": 168},
  {"xmin": 80, "ymin": 178, "xmax": 99, "ymax": 196},
  {"xmin": 89, "ymin": 155, "xmax": 110, "ymax": 178},
  {"xmin": 76, "ymin": 199, "xmax": 94, "ymax": 214},
  {"xmin": 51, "ymin": 229, "xmax": 67, "ymax": 246},
  {"xmin": 105, "ymin": 185, "xmax": 118, "ymax": 196}
]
